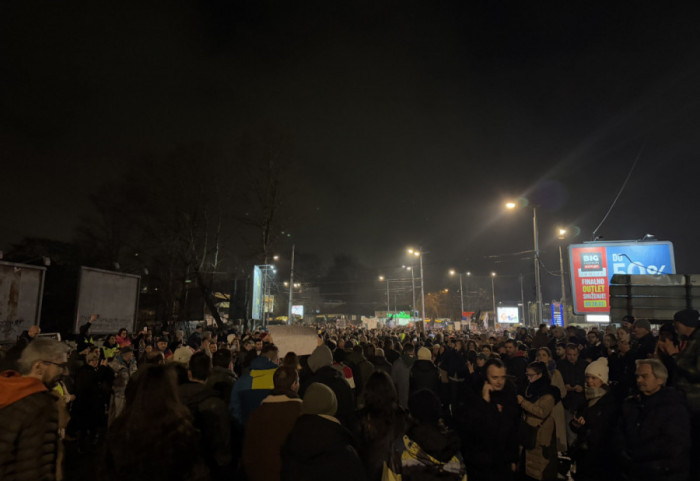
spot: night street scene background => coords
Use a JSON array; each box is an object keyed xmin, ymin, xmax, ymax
[{"xmin": 3, "ymin": 1, "xmax": 700, "ymax": 333}]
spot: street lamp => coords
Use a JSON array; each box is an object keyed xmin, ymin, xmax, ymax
[
  {"xmin": 407, "ymin": 248, "xmax": 426, "ymax": 323},
  {"xmin": 491, "ymin": 272, "xmax": 497, "ymax": 326},
  {"xmin": 557, "ymin": 228, "xmax": 568, "ymax": 326},
  {"xmin": 403, "ymin": 265, "xmax": 417, "ymax": 321},
  {"xmin": 449, "ymin": 270, "xmax": 465, "ymax": 323},
  {"xmin": 378, "ymin": 275, "xmax": 390, "ymax": 318},
  {"xmin": 506, "ymin": 201, "xmax": 543, "ymax": 326}
]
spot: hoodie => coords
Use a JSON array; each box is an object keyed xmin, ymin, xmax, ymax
[{"xmin": 0, "ymin": 371, "xmax": 47, "ymax": 408}]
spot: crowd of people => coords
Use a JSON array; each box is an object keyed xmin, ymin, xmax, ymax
[{"xmin": 0, "ymin": 309, "xmax": 698, "ymax": 481}]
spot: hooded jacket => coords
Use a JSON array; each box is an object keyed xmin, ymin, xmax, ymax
[
  {"xmin": 410, "ymin": 359, "xmax": 440, "ymax": 397},
  {"xmin": 0, "ymin": 371, "xmax": 59, "ymax": 481},
  {"xmin": 392, "ymin": 354, "xmax": 415, "ymax": 408},
  {"xmin": 229, "ymin": 356, "xmax": 278, "ymax": 425},
  {"xmin": 281, "ymin": 414, "xmax": 366, "ymax": 481}
]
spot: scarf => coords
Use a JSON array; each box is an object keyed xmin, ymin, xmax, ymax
[
  {"xmin": 585, "ymin": 387, "xmax": 607, "ymax": 406},
  {"xmin": 525, "ymin": 376, "xmax": 561, "ymax": 404}
]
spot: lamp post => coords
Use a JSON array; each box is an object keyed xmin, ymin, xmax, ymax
[
  {"xmin": 491, "ymin": 272, "xmax": 497, "ymax": 326},
  {"xmin": 506, "ymin": 201, "xmax": 544, "ymax": 325},
  {"xmin": 403, "ymin": 265, "xmax": 417, "ymax": 321},
  {"xmin": 407, "ymin": 248, "xmax": 426, "ymax": 323},
  {"xmin": 287, "ymin": 244, "xmax": 295, "ymax": 325},
  {"xmin": 557, "ymin": 228, "xmax": 568, "ymax": 326},
  {"xmin": 449, "ymin": 269, "xmax": 465, "ymax": 322},
  {"xmin": 378, "ymin": 275, "xmax": 390, "ymax": 318}
]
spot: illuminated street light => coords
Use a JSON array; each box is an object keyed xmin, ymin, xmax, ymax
[
  {"xmin": 491, "ymin": 272, "xmax": 497, "ymax": 326},
  {"xmin": 407, "ymin": 247, "xmax": 426, "ymax": 322},
  {"xmin": 505, "ymin": 200, "xmax": 543, "ymax": 326},
  {"xmin": 557, "ymin": 228, "xmax": 569, "ymax": 325},
  {"xmin": 378, "ymin": 275, "xmax": 385, "ymax": 281},
  {"xmin": 448, "ymin": 269, "xmax": 465, "ymax": 323},
  {"xmin": 378, "ymin": 275, "xmax": 389, "ymax": 316},
  {"xmin": 273, "ymin": 255, "xmax": 280, "ymax": 261},
  {"xmin": 558, "ymin": 228, "xmax": 568, "ymax": 239}
]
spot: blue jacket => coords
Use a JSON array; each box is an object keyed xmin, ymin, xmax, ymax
[{"xmin": 229, "ymin": 356, "xmax": 278, "ymax": 425}]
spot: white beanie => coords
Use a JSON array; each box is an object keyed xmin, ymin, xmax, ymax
[
  {"xmin": 417, "ymin": 347, "xmax": 432, "ymax": 361},
  {"xmin": 585, "ymin": 357, "xmax": 609, "ymax": 385}
]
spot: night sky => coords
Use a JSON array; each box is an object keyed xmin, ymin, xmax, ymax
[{"xmin": 3, "ymin": 1, "xmax": 700, "ymax": 304}]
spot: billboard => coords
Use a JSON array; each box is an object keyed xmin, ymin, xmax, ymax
[
  {"xmin": 291, "ymin": 305, "xmax": 304, "ymax": 318},
  {"xmin": 497, "ymin": 306, "xmax": 519, "ymax": 324},
  {"xmin": 75, "ymin": 267, "xmax": 140, "ymax": 335},
  {"xmin": 251, "ymin": 266, "xmax": 262, "ymax": 320},
  {"xmin": 569, "ymin": 241, "xmax": 675, "ymax": 315},
  {"xmin": 551, "ymin": 302, "xmax": 564, "ymax": 327},
  {"xmin": 0, "ymin": 261, "xmax": 46, "ymax": 343}
]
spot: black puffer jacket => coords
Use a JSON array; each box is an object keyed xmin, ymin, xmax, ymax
[
  {"xmin": 410, "ymin": 360, "xmax": 440, "ymax": 396},
  {"xmin": 0, "ymin": 377, "xmax": 58, "ymax": 481},
  {"xmin": 570, "ymin": 392, "xmax": 618, "ymax": 481},
  {"xmin": 281, "ymin": 414, "xmax": 366, "ymax": 481},
  {"xmin": 615, "ymin": 387, "xmax": 691, "ymax": 481}
]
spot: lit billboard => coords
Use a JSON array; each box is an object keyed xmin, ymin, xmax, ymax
[
  {"xmin": 568, "ymin": 241, "xmax": 675, "ymax": 314},
  {"xmin": 251, "ymin": 265, "xmax": 262, "ymax": 320},
  {"xmin": 497, "ymin": 306, "xmax": 520, "ymax": 324}
]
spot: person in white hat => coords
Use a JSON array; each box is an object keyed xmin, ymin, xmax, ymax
[{"xmin": 569, "ymin": 357, "xmax": 618, "ymax": 481}]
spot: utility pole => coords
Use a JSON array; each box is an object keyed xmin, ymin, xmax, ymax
[
  {"xmin": 533, "ymin": 207, "xmax": 544, "ymax": 325},
  {"xmin": 559, "ymin": 244, "xmax": 567, "ymax": 326},
  {"xmin": 287, "ymin": 244, "xmax": 295, "ymax": 325}
]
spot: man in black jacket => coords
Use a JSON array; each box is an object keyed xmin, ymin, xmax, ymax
[
  {"xmin": 0, "ymin": 338, "xmax": 68, "ymax": 481},
  {"xmin": 456, "ymin": 359, "xmax": 519, "ymax": 481},
  {"xmin": 559, "ymin": 343, "xmax": 588, "ymax": 449},
  {"xmin": 632, "ymin": 319, "xmax": 656, "ymax": 360},
  {"xmin": 615, "ymin": 359, "xmax": 691, "ymax": 481}
]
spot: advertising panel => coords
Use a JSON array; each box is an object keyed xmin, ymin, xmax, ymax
[
  {"xmin": 569, "ymin": 241, "xmax": 675, "ymax": 315},
  {"xmin": 0, "ymin": 261, "xmax": 45, "ymax": 343},
  {"xmin": 75, "ymin": 267, "xmax": 140, "ymax": 335},
  {"xmin": 551, "ymin": 302, "xmax": 564, "ymax": 327},
  {"xmin": 291, "ymin": 305, "xmax": 304, "ymax": 318},
  {"xmin": 497, "ymin": 306, "xmax": 519, "ymax": 324},
  {"xmin": 251, "ymin": 265, "xmax": 262, "ymax": 320}
]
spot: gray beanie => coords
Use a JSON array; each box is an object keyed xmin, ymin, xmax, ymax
[
  {"xmin": 307, "ymin": 345, "xmax": 333, "ymax": 373},
  {"xmin": 302, "ymin": 382, "xmax": 337, "ymax": 416}
]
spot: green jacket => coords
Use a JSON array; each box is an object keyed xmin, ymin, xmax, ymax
[{"xmin": 674, "ymin": 328, "xmax": 700, "ymax": 414}]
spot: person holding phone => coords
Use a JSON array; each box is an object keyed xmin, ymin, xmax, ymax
[{"xmin": 456, "ymin": 358, "xmax": 519, "ymax": 481}]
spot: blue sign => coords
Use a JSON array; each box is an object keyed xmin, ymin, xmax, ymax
[
  {"xmin": 551, "ymin": 302, "xmax": 564, "ymax": 327},
  {"xmin": 604, "ymin": 242, "xmax": 675, "ymax": 278}
]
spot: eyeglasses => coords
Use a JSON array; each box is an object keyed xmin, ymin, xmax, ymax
[{"xmin": 41, "ymin": 360, "xmax": 69, "ymax": 370}]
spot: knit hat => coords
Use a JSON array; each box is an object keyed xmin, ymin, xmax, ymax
[
  {"xmin": 307, "ymin": 345, "xmax": 333, "ymax": 373},
  {"xmin": 417, "ymin": 347, "xmax": 432, "ymax": 361},
  {"xmin": 173, "ymin": 346, "xmax": 194, "ymax": 365},
  {"xmin": 585, "ymin": 357, "xmax": 609, "ymax": 385},
  {"xmin": 302, "ymin": 382, "xmax": 337, "ymax": 416},
  {"xmin": 674, "ymin": 309, "xmax": 700, "ymax": 328}
]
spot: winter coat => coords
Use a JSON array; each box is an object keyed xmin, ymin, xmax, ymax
[
  {"xmin": 108, "ymin": 354, "xmax": 137, "ymax": 423},
  {"xmin": 558, "ymin": 358, "xmax": 587, "ymax": 412},
  {"xmin": 371, "ymin": 356, "xmax": 393, "ymax": 377},
  {"xmin": 549, "ymin": 369, "xmax": 568, "ymax": 453},
  {"xmin": 243, "ymin": 393, "xmax": 302, "ymax": 481},
  {"xmin": 569, "ymin": 392, "xmax": 618, "ymax": 481},
  {"xmin": 609, "ymin": 351, "xmax": 635, "ymax": 401},
  {"xmin": 633, "ymin": 332, "xmax": 656, "ymax": 360},
  {"xmin": 410, "ymin": 359, "xmax": 440, "ymax": 397},
  {"xmin": 345, "ymin": 351, "xmax": 375, "ymax": 396},
  {"xmin": 0, "ymin": 371, "xmax": 59, "ymax": 481},
  {"xmin": 281, "ymin": 414, "xmax": 366, "ymax": 481},
  {"xmin": 674, "ymin": 327, "xmax": 700, "ymax": 415},
  {"xmin": 615, "ymin": 387, "xmax": 691, "ymax": 481},
  {"xmin": 456, "ymin": 383, "xmax": 519, "ymax": 481},
  {"xmin": 392, "ymin": 354, "xmax": 415, "ymax": 408},
  {"xmin": 229, "ymin": 356, "xmax": 278, "ymax": 425},
  {"xmin": 179, "ymin": 382, "xmax": 232, "ymax": 480},
  {"xmin": 71, "ymin": 364, "xmax": 112, "ymax": 431},
  {"xmin": 353, "ymin": 407, "xmax": 408, "ymax": 481},
  {"xmin": 520, "ymin": 391, "xmax": 557, "ymax": 480},
  {"xmin": 300, "ymin": 365, "xmax": 356, "ymax": 428}
]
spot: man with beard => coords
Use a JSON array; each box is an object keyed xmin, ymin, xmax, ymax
[
  {"xmin": 0, "ymin": 338, "xmax": 69, "ymax": 480},
  {"xmin": 456, "ymin": 359, "xmax": 519, "ymax": 481}
]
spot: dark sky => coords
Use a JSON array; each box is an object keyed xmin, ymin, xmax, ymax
[{"xmin": 3, "ymin": 1, "xmax": 700, "ymax": 303}]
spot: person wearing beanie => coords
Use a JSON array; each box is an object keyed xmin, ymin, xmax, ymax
[
  {"xmin": 409, "ymin": 347, "xmax": 440, "ymax": 398},
  {"xmin": 672, "ymin": 308, "xmax": 700, "ymax": 477},
  {"xmin": 392, "ymin": 343, "xmax": 416, "ymax": 409},
  {"xmin": 281, "ymin": 383, "xmax": 366, "ymax": 481},
  {"xmin": 569, "ymin": 356, "xmax": 618, "ymax": 481},
  {"xmin": 370, "ymin": 347, "xmax": 392, "ymax": 376},
  {"xmin": 300, "ymin": 345, "xmax": 355, "ymax": 428}
]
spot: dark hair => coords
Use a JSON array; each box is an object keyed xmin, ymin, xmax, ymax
[
  {"xmin": 484, "ymin": 358, "xmax": 505, "ymax": 372},
  {"xmin": 504, "ymin": 339, "xmax": 516, "ymax": 347},
  {"xmin": 283, "ymin": 352, "xmax": 299, "ymax": 368},
  {"xmin": 527, "ymin": 361, "xmax": 550, "ymax": 382},
  {"xmin": 262, "ymin": 344, "xmax": 279, "ymax": 356},
  {"xmin": 363, "ymin": 344, "xmax": 375, "ymax": 359},
  {"xmin": 537, "ymin": 347, "xmax": 552, "ymax": 359},
  {"xmin": 188, "ymin": 351, "xmax": 211, "ymax": 381},
  {"xmin": 408, "ymin": 389, "xmax": 441, "ymax": 424},
  {"xmin": 482, "ymin": 344, "xmax": 493, "ymax": 353},
  {"xmin": 212, "ymin": 349, "xmax": 232, "ymax": 369},
  {"xmin": 403, "ymin": 343, "xmax": 415, "ymax": 354},
  {"xmin": 363, "ymin": 370, "xmax": 397, "ymax": 414},
  {"xmin": 273, "ymin": 365, "xmax": 298, "ymax": 391},
  {"xmin": 565, "ymin": 343, "xmax": 578, "ymax": 351}
]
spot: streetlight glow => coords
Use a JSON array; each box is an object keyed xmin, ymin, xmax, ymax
[
  {"xmin": 491, "ymin": 272, "xmax": 496, "ymax": 277},
  {"xmin": 449, "ymin": 269, "xmax": 456, "ymax": 276},
  {"xmin": 505, "ymin": 201, "xmax": 517, "ymax": 209},
  {"xmin": 378, "ymin": 275, "xmax": 385, "ymax": 281}
]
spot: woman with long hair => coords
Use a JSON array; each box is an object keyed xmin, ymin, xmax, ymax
[
  {"xmin": 354, "ymin": 370, "xmax": 407, "ymax": 481},
  {"xmin": 516, "ymin": 362, "xmax": 560, "ymax": 481},
  {"xmin": 100, "ymin": 364, "xmax": 208, "ymax": 481}
]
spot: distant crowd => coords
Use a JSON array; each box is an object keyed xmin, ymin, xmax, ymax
[{"xmin": 1, "ymin": 310, "xmax": 699, "ymax": 481}]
